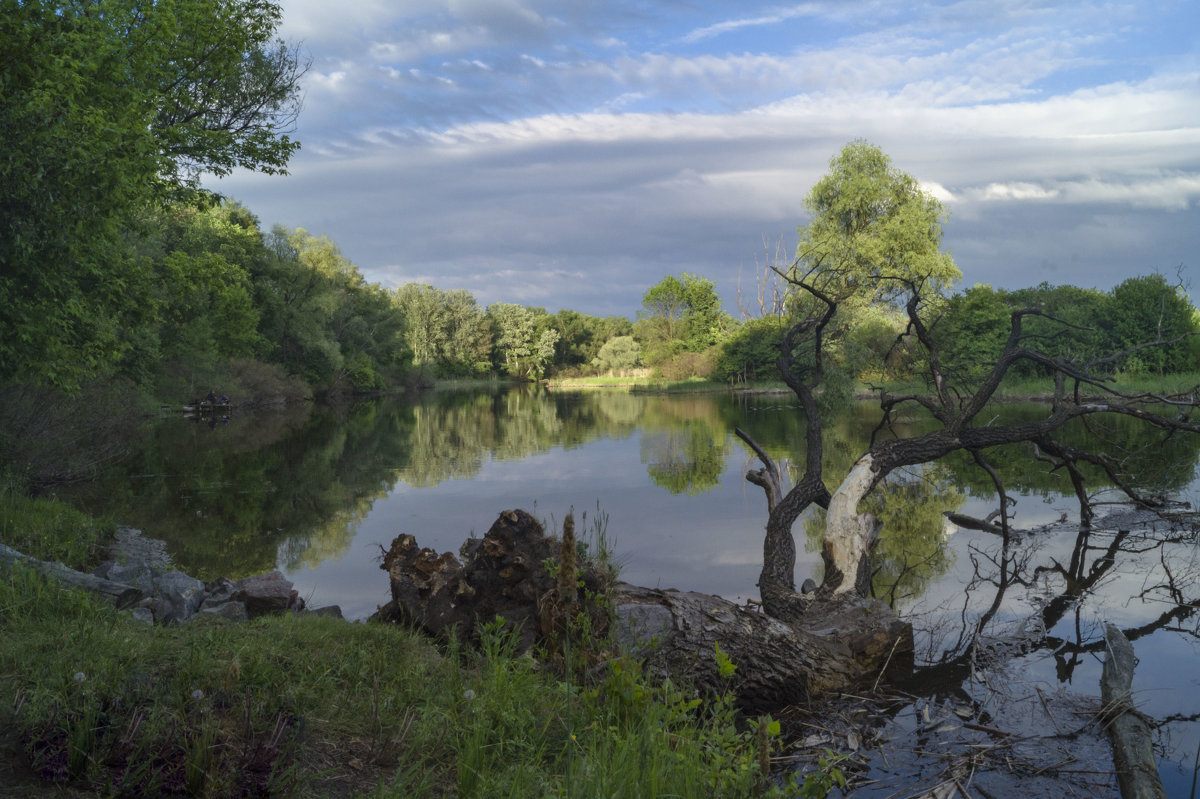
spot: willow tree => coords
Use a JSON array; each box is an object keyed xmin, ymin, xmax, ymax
[{"xmin": 740, "ymin": 141, "xmax": 1200, "ymax": 625}]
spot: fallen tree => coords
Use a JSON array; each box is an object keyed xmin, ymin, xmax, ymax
[{"xmin": 375, "ymin": 509, "xmax": 913, "ymax": 712}]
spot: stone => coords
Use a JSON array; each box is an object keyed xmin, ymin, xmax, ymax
[
  {"xmin": 196, "ymin": 601, "xmax": 249, "ymax": 623},
  {"xmin": 129, "ymin": 607, "xmax": 155, "ymax": 625},
  {"xmin": 233, "ymin": 570, "xmax": 295, "ymax": 617},
  {"xmin": 307, "ymin": 605, "xmax": 344, "ymax": 619},
  {"xmin": 93, "ymin": 559, "xmax": 154, "ymax": 591},
  {"xmin": 152, "ymin": 570, "xmax": 205, "ymax": 623},
  {"xmin": 200, "ymin": 577, "xmax": 237, "ymax": 610}
]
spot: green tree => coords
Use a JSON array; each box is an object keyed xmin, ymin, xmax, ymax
[
  {"xmin": 714, "ymin": 317, "xmax": 787, "ymax": 384},
  {"xmin": 795, "ymin": 140, "xmax": 960, "ymax": 299},
  {"xmin": 255, "ymin": 227, "xmax": 405, "ymax": 391},
  {"xmin": 780, "ymin": 140, "xmax": 962, "ymax": 399},
  {"xmin": 1103, "ymin": 274, "xmax": 1199, "ymax": 374},
  {"xmin": 0, "ymin": 0, "xmax": 304, "ymax": 388},
  {"xmin": 593, "ymin": 336, "xmax": 642, "ymax": 373},
  {"xmin": 933, "ymin": 285, "xmax": 1012, "ymax": 380},
  {"xmin": 637, "ymin": 273, "xmax": 731, "ymax": 365}
]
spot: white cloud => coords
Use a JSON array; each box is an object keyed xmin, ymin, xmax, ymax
[{"xmin": 980, "ymin": 182, "xmax": 1062, "ymax": 201}]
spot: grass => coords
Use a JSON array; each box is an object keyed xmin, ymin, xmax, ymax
[
  {"xmin": 0, "ymin": 489, "xmax": 789, "ymax": 798},
  {"xmin": 0, "ymin": 478, "xmax": 114, "ymax": 567}
]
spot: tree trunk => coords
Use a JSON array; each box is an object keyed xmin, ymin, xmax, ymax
[
  {"xmin": 1100, "ymin": 624, "xmax": 1166, "ymax": 799},
  {"xmin": 375, "ymin": 510, "xmax": 914, "ymax": 713},
  {"xmin": 822, "ymin": 454, "xmax": 881, "ymax": 595},
  {"xmin": 615, "ymin": 583, "xmax": 911, "ymax": 713}
]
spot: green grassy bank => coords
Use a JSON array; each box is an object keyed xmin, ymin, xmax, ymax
[
  {"xmin": 0, "ymin": 488, "xmax": 819, "ymax": 798},
  {"xmin": 547, "ymin": 371, "xmax": 1200, "ymax": 401}
]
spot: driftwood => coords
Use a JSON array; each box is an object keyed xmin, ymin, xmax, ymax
[
  {"xmin": 0, "ymin": 543, "xmax": 142, "ymax": 608},
  {"xmin": 377, "ymin": 510, "xmax": 913, "ymax": 712},
  {"xmin": 1100, "ymin": 623, "xmax": 1166, "ymax": 799}
]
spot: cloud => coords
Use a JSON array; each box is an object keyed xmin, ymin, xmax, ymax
[
  {"xmin": 210, "ymin": 1, "xmax": 1200, "ymax": 317},
  {"xmin": 678, "ymin": 4, "xmax": 823, "ymax": 44}
]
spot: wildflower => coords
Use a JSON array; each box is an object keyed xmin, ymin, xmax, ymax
[
  {"xmin": 73, "ymin": 672, "xmax": 86, "ymax": 683},
  {"xmin": 191, "ymin": 689, "xmax": 204, "ymax": 701},
  {"xmin": 463, "ymin": 689, "xmax": 476, "ymax": 701}
]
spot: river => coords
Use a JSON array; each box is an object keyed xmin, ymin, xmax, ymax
[{"xmin": 62, "ymin": 385, "xmax": 1200, "ymax": 795}]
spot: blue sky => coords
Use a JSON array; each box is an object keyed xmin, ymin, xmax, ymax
[{"xmin": 212, "ymin": 0, "xmax": 1200, "ymax": 317}]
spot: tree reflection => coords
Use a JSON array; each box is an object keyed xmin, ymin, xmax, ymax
[
  {"xmin": 804, "ymin": 469, "xmax": 965, "ymax": 605},
  {"xmin": 641, "ymin": 423, "xmax": 727, "ymax": 495}
]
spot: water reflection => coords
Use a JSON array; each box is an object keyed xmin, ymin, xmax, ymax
[{"xmin": 59, "ymin": 386, "xmax": 1200, "ymax": 791}]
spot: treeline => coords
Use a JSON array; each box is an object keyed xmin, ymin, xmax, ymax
[
  {"xmin": 13, "ymin": 194, "xmax": 1199, "ymax": 406},
  {"xmin": 70, "ymin": 199, "xmax": 647, "ymax": 400},
  {"xmin": 599, "ymin": 270, "xmax": 1200, "ymax": 387}
]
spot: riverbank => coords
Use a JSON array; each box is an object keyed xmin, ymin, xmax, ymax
[
  {"xmin": 0, "ymin": 490, "xmax": 784, "ymax": 797},
  {"xmin": 546, "ymin": 371, "xmax": 1200, "ymax": 401}
]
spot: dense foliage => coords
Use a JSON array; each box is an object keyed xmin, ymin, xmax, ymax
[{"xmin": 1, "ymin": 0, "xmax": 304, "ymax": 388}]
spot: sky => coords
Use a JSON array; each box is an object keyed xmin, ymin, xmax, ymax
[{"xmin": 210, "ymin": 0, "xmax": 1200, "ymax": 318}]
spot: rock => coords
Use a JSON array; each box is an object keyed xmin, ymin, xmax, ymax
[
  {"xmin": 94, "ymin": 559, "xmax": 154, "ymax": 590},
  {"xmin": 152, "ymin": 570, "xmax": 205, "ymax": 624},
  {"xmin": 2, "ymin": 544, "xmax": 142, "ymax": 608},
  {"xmin": 307, "ymin": 605, "xmax": 344, "ymax": 619},
  {"xmin": 201, "ymin": 576, "xmax": 237, "ymax": 608},
  {"xmin": 129, "ymin": 607, "xmax": 155, "ymax": 625},
  {"xmin": 196, "ymin": 601, "xmax": 249, "ymax": 623},
  {"xmin": 233, "ymin": 570, "xmax": 296, "ymax": 618}
]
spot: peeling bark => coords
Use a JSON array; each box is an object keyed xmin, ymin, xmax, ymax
[{"xmin": 822, "ymin": 454, "xmax": 881, "ymax": 595}]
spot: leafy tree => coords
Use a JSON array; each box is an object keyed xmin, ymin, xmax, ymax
[
  {"xmin": 1104, "ymin": 274, "xmax": 1199, "ymax": 374},
  {"xmin": 637, "ymin": 273, "xmax": 731, "ymax": 368},
  {"xmin": 481, "ymin": 304, "xmax": 558, "ymax": 378},
  {"xmin": 794, "ymin": 140, "xmax": 960, "ymax": 300},
  {"xmin": 735, "ymin": 141, "xmax": 1200, "ymax": 635},
  {"xmin": 489, "ymin": 303, "xmax": 537, "ymax": 376},
  {"xmin": 1003, "ymin": 282, "xmax": 1108, "ymax": 376},
  {"xmin": 0, "ymin": 0, "xmax": 304, "ymax": 388},
  {"xmin": 640, "ymin": 275, "xmax": 691, "ymax": 345},
  {"xmin": 593, "ymin": 336, "xmax": 642, "ymax": 373},
  {"xmin": 256, "ymin": 227, "xmax": 405, "ymax": 391},
  {"xmin": 932, "ymin": 285, "xmax": 1012, "ymax": 380},
  {"xmin": 714, "ymin": 317, "xmax": 787, "ymax": 384}
]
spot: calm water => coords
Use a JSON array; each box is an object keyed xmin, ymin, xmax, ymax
[{"xmin": 64, "ymin": 386, "xmax": 1200, "ymax": 792}]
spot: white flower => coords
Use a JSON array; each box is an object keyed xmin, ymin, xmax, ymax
[
  {"xmin": 463, "ymin": 689, "xmax": 476, "ymax": 701},
  {"xmin": 73, "ymin": 672, "xmax": 86, "ymax": 683},
  {"xmin": 191, "ymin": 689, "xmax": 204, "ymax": 700}
]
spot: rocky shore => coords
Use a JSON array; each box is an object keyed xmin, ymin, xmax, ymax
[{"xmin": 1, "ymin": 525, "xmax": 343, "ymax": 625}]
